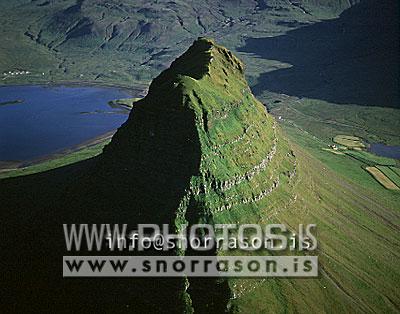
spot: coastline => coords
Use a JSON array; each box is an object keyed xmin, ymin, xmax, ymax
[
  {"xmin": 0, "ymin": 80, "xmax": 145, "ymax": 177},
  {"xmin": 0, "ymin": 79, "xmax": 149, "ymax": 97},
  {"xmin": 0, "ymin": 130, "xmax": 116, "ymax": 173}
]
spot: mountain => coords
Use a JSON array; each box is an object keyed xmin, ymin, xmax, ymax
[
  {"xmin": 63, "ymin": 38, "xmax": 297, "ymax": 312},
  {"xmin": 239, "ymin": 0, "xmax": 399, "ymax": 108},
  {"xmin": 96, "ymin": 38, "xmax": 295, "ymax": 226},
  {"xmin": 0, "ymin": 38, "xmax": 399, "ymax": 313},
  {"xmin": 0, "ymin": 0, "xmax": 356, "ymax": 86}
]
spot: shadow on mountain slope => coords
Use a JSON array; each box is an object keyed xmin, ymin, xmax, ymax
[
  {"xmin": 1, "ymin": 38, "xmax": 248, "ymax": 313},
  {"xmin": 239, "ymin": 0, "xmax": 399, "ymax": 108},
  {"xmin": 0, "ymin": 94, "xmax": 202, "ymax": 313}
]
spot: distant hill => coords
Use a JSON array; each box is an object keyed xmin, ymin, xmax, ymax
[
  {"xmin": 239, "ymin": 0, "xmax": 399, "ymax": 108},
  {"xmin": 2, "ymin": 1, "xmax": 397, "ymax": 109},
  {"xmin": 0, "ymin": 0, "xmax": 356, "ymax": 85}
]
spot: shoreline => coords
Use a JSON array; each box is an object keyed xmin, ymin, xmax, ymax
[
  {"xmin": 0, "ymin": 131, "xmax": 116, "ymax": 173},
  {"xmin": 0, "ymin": 80, "xmax": 145, "ymax": 173},
  {"xmin": 0, "ymin": 79, "xmax": 149, "ymax": 97}
]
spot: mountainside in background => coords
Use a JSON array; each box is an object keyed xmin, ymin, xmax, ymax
[
  {"xmin": 0, "ymin": 0, "xmax": 357, "ymax": 86},
  {"xmin": 1, "ymin": 0, "xmax": 398, "ymax": 151},
  {"xmin": 1, "ymin": 38, "xmax": 399, "ymax": 313},
  {"xmin": 240, "ymin": 0, "xmax": 399, "ymax": 108}
]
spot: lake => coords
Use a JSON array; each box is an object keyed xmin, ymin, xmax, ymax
[
  {"xmin": 368, "ymin": 143, "xmax": 400, "ymax": 160},
  {"xmin": 0, "ymin": 85, "xmax": 132, "ymax": 162}
]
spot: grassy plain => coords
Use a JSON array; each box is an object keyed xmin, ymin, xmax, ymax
[
  {"xmin": 376, "ymin": 165, "xmax": 400, "ymax": 188},
  {"xmin": 333, "ymin": 135, "xmax": 365, "ymax": 149},
  {"xmin": 366, "ymin": 166, "xmax": 400, "ymax": 190},
  {"xmin": 280, "ymin": 121, "xmax": 399, "ymax": 206},
  {"xmin": 229, "ymin": 143, "xmax": 400, "ymax": 313}
]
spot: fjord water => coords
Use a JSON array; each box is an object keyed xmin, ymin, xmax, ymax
[
  {"xmin": 0, "ymin": 85, "xmax": 131, "ymax": 162},
  {"xmin": 368, "ymin": 143, "xmax": 400, "ymax": 159}
]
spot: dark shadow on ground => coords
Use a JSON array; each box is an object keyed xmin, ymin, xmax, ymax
[
  {"xmin": 0, "ymin": 91, "xmax": 202, "ymax": 313},
  {"xmin": 239, "ymin": 0, "xmax": 399, "ymax": 108},
  {"xmin": 0, "ymin": 38, "xmax": 238, "ymax": 313}
]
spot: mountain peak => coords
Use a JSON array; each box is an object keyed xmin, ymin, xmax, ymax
[
  {"xmin": 101, "ymin": 39, "xmax": 295, "ymax": 226},
  {"xmin": 170, "ymin": 37, "xmax": 243, "ymax": 77},
  {"xmin": 147, "ymin": 38, "xmax": 245, "ymax": 99}
]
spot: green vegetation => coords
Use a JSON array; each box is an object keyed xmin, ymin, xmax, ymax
[
  {"xmin": 390, "ymin": 166, "xmax": 400, "ymax": 177},
  {"xmin": 313, "ymin": 133, "xmax": 399, "ymax": 191},
  {"xmin": 108, "ymin": 97, "xmax": 140, "ymax": 109},
  {"xmin": 0, "ymin": 139, "xmax": 109, "ymax": 179},
  {"xmin": 228, "ymin": 143, "xmax": 400, "ymax": 312},
  {"xmin": 333, "ymin": 134, "xmax": 365, "ymax": 149},
  {"xmin": 376, "ymin": 165, "xmax": 400, "ymax": 188},
  {"xmin": 266, "ymin": 95, "xmax": 400, "ymax": 146},
  {"xmin": 0, "ymin": 7, "xmax": 399, "ymax": 309},
  {"xmin": 346, "ymin": 150, "xmax": 397, "ymax": 167},
  {"xmin": 365, "ymin": 166, "xmax": 399, "ymax": 190},
  {"xmin": 281, "ymin": 121, "xmax": 399, "ymax": 204},
  {"xmin": 0, "ymin": 0, "xmax": 352, "ymax": 87}
]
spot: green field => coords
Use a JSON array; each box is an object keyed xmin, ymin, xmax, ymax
[
  {"xmin": 365, "ymin": 166, "xmax": 399, "ymax": 190},
  {"xmin": 376, "ymin": 165, "xmax": 400, "ymax": 188},
  {"xmin": 333, "ymin": 134, "xmax": 365, "ymax": 149},
  {"xmin": 281, "ymin": 121, "xmax": 399, "ymax": 203},
  {"xmin": 345, "ymin": 150, "xmax": 398, "ymax": 167},
  {"xmin": 390, "ymin": 166, "xmax": 400, "ymax": 177}
]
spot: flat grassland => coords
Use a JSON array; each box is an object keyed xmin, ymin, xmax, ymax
[
  {"xmin": 333, "ymin": 135, "xmax": 365, "ymax": 149},
  {"xmin": 322, "ymin": 148, "xmax": 345, "ymax": 155},
  {"xmin": 390, "ymin": 166, "xmax": 400, "ymax": 177},
  {"xmin": 376, "ymin": 165, "xmax": 400, "ymax": 188},
  {"xmin": 365, "ymin": 166, "xmax": 400, "ymax": 190}
]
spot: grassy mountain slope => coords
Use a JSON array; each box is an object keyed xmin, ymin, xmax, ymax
[
  {"xmin": 101, "ymin": 38, "xmax": 295, "ymax": 225},
  {"xmin": 0, "ymin": 38, "xmax": 399, "ymax": 313}
]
